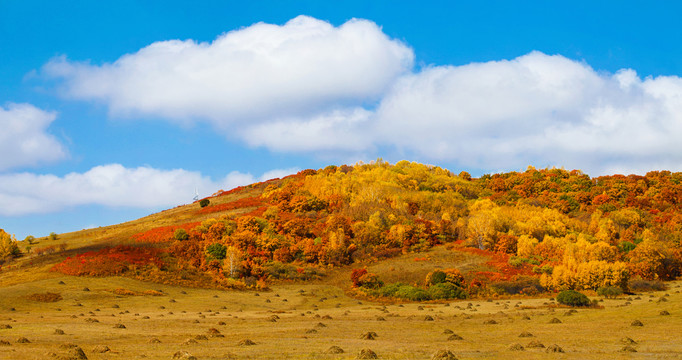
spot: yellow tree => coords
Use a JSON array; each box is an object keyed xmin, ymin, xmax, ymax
[
  {"xmin": 224, "ymin": 246, "xmax": 242, "ymax": 278},
  {"xmin": 0, "ymin": 229, "xmax": 19, "ymax": 261}
]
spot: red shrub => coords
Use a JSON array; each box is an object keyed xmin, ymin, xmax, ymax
[
  {"xmin": 197, "ymin": 196, "xmax": 265, "ymax": 215},
  {"xmin": 51, "ymin": 246, "xmax": 165, "ymax": 276},
  {"xmin": 132, "ymin": 222, "xmax": 199, "ymax": 243}
]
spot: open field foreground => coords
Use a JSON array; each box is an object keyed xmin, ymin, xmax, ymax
[{"xmin": 0, "ymin": 277, "xmax": 680, "ymax": 360}]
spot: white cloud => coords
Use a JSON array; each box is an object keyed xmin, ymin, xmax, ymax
[
  {"xmin": 42, "ymin": 15, "xmax": 413, "ymax": 127},
  {"xmin": 0, "ymin": 164, "xmax": 295, "ymax": 216},
  {"xmin": 371, "ymin": 51, "xmax": 682, "ymax": 174},
  {"xmin": 39, "ymin": 14, "xmax": 682, "ymax": 175},
  {"xmin": 0, "ymin": 103, "xmax": 67, "ymax": 171}
]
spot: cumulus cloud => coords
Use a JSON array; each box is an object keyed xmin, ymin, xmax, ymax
[
  {"xmin": 0, "ymin": 103, "xmax": 67, "ymax": 171},
  {"xmin": 42, "ymin": 15, "xmax": 413, "ymax": 126},
  {"xmin": 371, "ymin": 52, "xmax": 682, "ymax": 174},
  {"xmin": 39, "ymin": 14, "xmax": 682, "ymax": 175},
  {"xmin": 0, "ymin": 164, "xmax": 297, "ymax": 216}
]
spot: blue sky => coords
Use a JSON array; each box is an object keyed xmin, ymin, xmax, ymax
[{"xmin": 2, "ymin": 1, "xmax": 682, "ymax": 239}]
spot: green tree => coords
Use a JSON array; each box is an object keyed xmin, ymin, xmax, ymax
[
  {"xmin": 49, "ymin": 232, "xmax": 58, "ymax": 241},
  {"xmin": 206, "ymin": 243, "xmax": 227, "ymax": 260}
]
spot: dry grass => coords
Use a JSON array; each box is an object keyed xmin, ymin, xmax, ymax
[{"xmin": 0, "ymin": 275, "xmax": 678, "ymax": 359}]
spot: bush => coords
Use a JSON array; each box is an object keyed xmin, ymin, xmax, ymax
[
  {"xmin": 206, "ymin": 243, "xmax": 227, "ymax": 260},
  {"xmin": 395, "ymin": 285, "xmax": 430, "ymax": 301},
  {"xmin": 49, "ymin": 232, "xmax": 58, "ymax": 241},
  {"xmin": 199, "ymin": 199, "xmax": 210, "ymax": 208},
  {"xmin": 427, "ymin": 283, "xmax": 467, "ymax": 299},
  {"xmin": 597, "ymin": 286, "xmax": 623, "ymax": 298},
  {"xmin": 426, "ymin": 270, "xmax": 447, "ymax": 285},
  {"xmin": 489, "ymin": 276, "xmax": 544, "ymax": 295},
  {"xmin": 174, "ymin": 229, "xmax": 189, "ymax": 241},
  {"xmin": 628, "ymin": 278, "xmax": 665, "ymax": 292},
  {"xmin": 26, "ymin": 292, "xmax": 62, "ymax": 302},
  {"xmin": 24, "ymin": 235, "xmax": 36, "ymax": 244},
  {"xmin": 556, "ymin": 290, "xmax": 591, "ymax": 307}
]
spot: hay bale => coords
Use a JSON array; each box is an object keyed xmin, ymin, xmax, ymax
[
  {"xmin": 172, "ymin": 351, "xmax": 197, "ymax": 359},
  {"xmin": 442, "ymin": 329, "xmax": 454, "ymax": 335},
  {"xmin": 207, "ymin": 328, "xmax": 221, "ymax": 335},
  {"xmin": 16, "ymin": 337, "xmax": 30, "ymax": 343},
  {"xmin": 92, "ymin": 345, "xmax": 110, "ymax": 353},
  {"xmin": 218, "ymin": 321, "xmax": 226, "ymax": 325},
  {"xmin": 305, "ymin": 329, "xmax": 317, "ymax": 334},
  {"xmin": 0, "ymin": 324, "xmax": 12, "ymax": 329},
  {"xmin": 113, "ymin": 323, "xmax": 126, "ymax": 329},
  {"xmin": 315, "ymin": 322, "xmax": 327, "ymax": 328},
  {"xmin": 548, "ymin": 318, "xmax": 562, "ymax": 324},
  {"xmin": 149, "ymin": 338, "xmax": 162, "ymax": 344},
  {"xmin": 518, "ymin": 331, "xmax": 534, "ymax": 337},
  {"xmin": 545, "ymin": 344, "xmax": 564, "ymax": 353},
  {"xmin": 660, "ymin": 310, "xmax": 671, "ymax": 316},
  {"xmin": 621, "ymin": 345, "xmax": 637, "ymax": 352},
  {"xmin": 59, "ymin": 343, "xmax": 79, "ymax": 349},
  {"xmin": 194, "ymin": 335, "xmax": 208, "ymax": 340},
  {"xmin": 85, "ymin": 318, "xmax": 99, "ymax": 323},
  {"xmin": 54, "ymin": 329, "xmax": 65, "ymax": 335},
  {"xmin": 447, "ymin": 334, "xmax": 463, "ymax": 341},
  {"xmin": 65, "ymin": 347, "xmax": 88, "ymax": 360},
  {"xmin": 376, "ymin": 316, "xmax": 386, "ymax": 321},
  {"xmin": 357, "ymin": 348, "xmax": 378, "ymax": 359},
  {"xmin": 526, "ymin": 340, "xmax": 545, "ymax": 348},
  {"xmin": 508, "ymin": 343, "xmax": 525, "ymax": 351},
  {"xmin": 238, "ymin": 339, "xmax": 256, "ymax": 346},
  {"xmin": 322, "ymin": 315, "xmax": 332, "ymax": 320},
  {"xmin": 631, "ymin": 320, "xmax": 644, "ymax": 326},
  {"xmin": 325, "ymin": 345, "xmax": 345, "ymax": 354},
  {"xmin": 0, "ymin": 340, "xmax": 10, "ymax": 346},
  {"xmin": 361, "ymin": 332, "xmax": 376, "ymax": 340},
  {"xmin": 267, "ymin": 315, "xmax": 278, "ymax": 322},
  {"xmin": 521, "ymin": 315, "xmax": 531, "ymax": 320},
  {"xmin": 483, "ymin": 319, "xmax": 497, "ymax": 324},
  {"xmin": 424, "ymin": 315, "xmax": 435, "ymax": 321},
  {"xmin": 620, "ymin": 337, "xmax": 636, "ymax": 345},
  {"xmin": 183, "ymin": 338, "xmax": 198, "ymax": 345},
  {"xmin": 432, "ymin": 349, "xmax": 458, "ymax": 360},
  {"xmin": 82, "ymin": 287, "xmax": 90, "ymax": 292}
]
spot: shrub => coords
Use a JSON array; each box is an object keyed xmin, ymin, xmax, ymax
[
  {"xmin": 351, "ymin": 268, "xmax": 368, "ymax": 287},
  {"xmin": 49, "ymin": 232, "xmax": 58, "ymax": 241},
  {"xmin": 597, "ymin": 286, "xmax": 623, "ymax": 298},
  {"xmin": 206, "ymin": 243, "xmax": 226, "ymax": 260},
  {"xmin": 395, "ymin": 285, "xmax": 430, "ymax": 301},
  {"xmin": 427, "ymin": 283, "xmax": 467, "ymax": 300},
  {"xmin": 174, "ymin": 229, "xmax": 189, "ymax": 241},
  {"xmin": 426, "ymin": 270, "xmax": 447, "ymax": 285},
  {"xmin": 24, "ymin": 235, "xmax": 36, "ymax": 244},
  {"xmin": 556, "ymin": 290, "xmax": 591, "ymax": 307},
  {"xmin": 26, "ymin": 292, "xmax": 62, "ymax": 302},
  {"xmin": 489, "ymin": 276, "xmax": 544, "ymax": 295},
  {"xmin": 199, "ymin": 199, "xmax": 210, "ymax": 208},
  {"xmin": 628, "ymin": 278, "xmax": 665, "ymax": 292},
  {"xmin": 357, "ymin": 272, "xmax": 383, "ymax": 290}
]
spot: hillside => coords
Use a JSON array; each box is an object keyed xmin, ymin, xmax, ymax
[{"xmin": 1, "ymin": 160, "xmax": 681, "ymax": 298}]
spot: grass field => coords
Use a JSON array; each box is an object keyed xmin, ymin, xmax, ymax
[{"xmin": 0, "ymin": 274, "xmax": 680, "ymax": 359}]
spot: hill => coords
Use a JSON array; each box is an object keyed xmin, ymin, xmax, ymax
[{"xmin": 1, "ymin": 160, "xmax": 681, "ymax": 298}]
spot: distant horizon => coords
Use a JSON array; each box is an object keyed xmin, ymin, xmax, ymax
[{"xmin": 2, "ymin": 1, "xmax": 682, "ymax": 239}]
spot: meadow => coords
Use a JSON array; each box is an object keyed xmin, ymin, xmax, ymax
[{"xmin": 0, "ymin": 272, "xmax": 680, "ymax": 359}]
